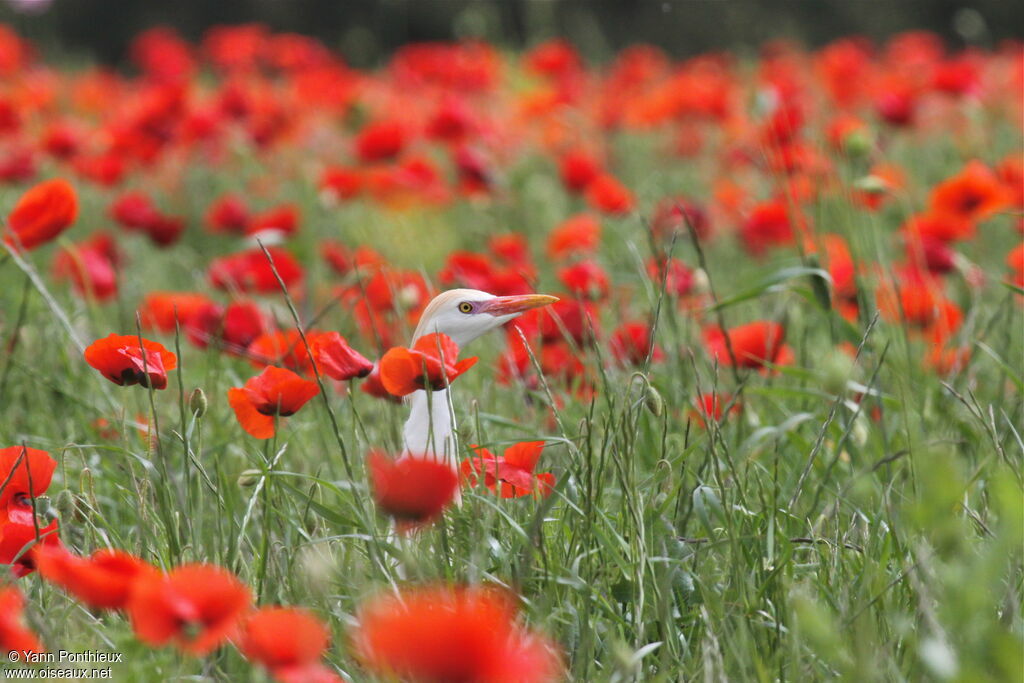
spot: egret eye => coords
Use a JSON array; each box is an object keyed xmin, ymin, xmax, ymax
[{"xmin": 458, "ymin": 302, "xmax": 474, "ymax": 314}]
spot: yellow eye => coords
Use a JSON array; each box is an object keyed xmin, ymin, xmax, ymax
[{"xmin": 458, "ymin": 302, "xmax": 473, "ymax": 314}]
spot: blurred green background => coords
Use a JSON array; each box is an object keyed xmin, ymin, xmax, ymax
[{"xmin": 4, "ymin": 0, "xmax": 1023, "ymax": 66}]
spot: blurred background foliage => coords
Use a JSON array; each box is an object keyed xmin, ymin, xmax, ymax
[{"xmin": 4, "ymin": 0, "xmax": 1023, "ymax": 66}]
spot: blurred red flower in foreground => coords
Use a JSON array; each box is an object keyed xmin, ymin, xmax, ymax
[
  {"xmin": 227, "ymin": 366, "xmax": 319, "ymax": 439},
  {"xmin": 462, "ymin": 441, "xmax": 555, "ymax": 499},
  {"xmin": 379, "ymin": 333, "xmax": 477, "ymax": 397},
  {"xmin": 704, "ymin": 321, "xmax": 789, "ymax": 370},
  {"xmin": 368, "ymin": 452, "xmax": 459, "ymax": 532},
  {"xmin": 0, "ymin": 586, "xmax": 44, "ymax": 657},
  {"xmin": 0, "ymin": 446, "xmax": 61, "ymax": 578},
  {"xmin": 84, "ymin": 334, "xmax": 178, "ymax": 390},
  {"xmin": 37, "ymin": 547, "xmax": 155, "ymax": 611},
  {"xmin": 351, "ymin": 585, "xmax": 562, "ymax": 682},
  {"xmin": 241, "ymin": 607, "xmax": 343, "ymax": 683},
  {"xmin": 128, "ymin": 564, "xmax": 251, "ymax": 655},
  {"xmin": 4, "ymin": 178, "xmax": 77, "ymax": 250}
]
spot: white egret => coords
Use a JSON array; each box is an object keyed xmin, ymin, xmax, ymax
[{"xmin": 401, "ymin": 289, "xmax": 557, "ymax": 465}]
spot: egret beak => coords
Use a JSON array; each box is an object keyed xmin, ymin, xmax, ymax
[{"xmin": 481, "ymin": 294, "xmax": 559, "ymax": 316}]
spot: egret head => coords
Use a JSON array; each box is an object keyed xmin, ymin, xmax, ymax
[{"xmin": 412, "ymin": 289, "xmax": 558, "ymax": 348}]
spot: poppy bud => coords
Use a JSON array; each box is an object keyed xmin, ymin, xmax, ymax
[
  {"xmin": 238, "ymin": 469, "xmax": 261, "ymax": 487},
  {"xmin": 843, "ymin": 130, "xmax": 872, "ymax": 158},
  {"xmin": 189, "ymin": 388, "xmax": 208, "ymax": 417},
  {"xmin": 644, "ymin": 384, "xmax": 664, "ymax": 417},
  {"xmin": 53, "ymin": 488, "xmax": 76, "ymax": 522}
]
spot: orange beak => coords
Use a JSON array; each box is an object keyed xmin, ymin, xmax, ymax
[{"xmin": 481, "ymin": 294, "xmax": 559, "ymax": 316}]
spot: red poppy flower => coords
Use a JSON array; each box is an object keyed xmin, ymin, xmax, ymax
[
  {"xmin": 585, "ymin": 173, "xmax": 634, "ymax": 215},
  {"xmin": 0, "ymin": 447, "xmax": 57, "ymax": 514},
  {"xmin": 205, "ymin": 194, "xmax": 250, "ymax": 233},
  {"xmin": 319, "ymin": 166, "xmax": 363, "ymax": 203},
  {"xmin": 138, "ymin": 291, "xmax": 215, "ymax": 333},
  {"xmin": 647, "ymin": 257, "xmax": 695, "ymax": 298},
  {"xmin": 247, "ymin": 204, "xmax": 300, "ymax": 237},
  {"xmin": 51, "ymin": 232, "xmax": 119, "ymax": 301},
  {"xmin": 360, "ymin": 363, "xmax": 402, "ymax": 404},
  {"xmin": 462, "ymin": 441, "xmax": 555, "ymax": 499},
  {"xmin": 379, "ymin": 333, "xmax": 478, "ymax": 397},
  {"xmin": 186, "ymin": 300, "xmax": 267, "ymax": 351},
  {"xmin": 310, "ymin": 332, "xmax": 373, "ymax": 381},
  {"xmin": 559, "ymin": 149, "xmax": 602, "ymax": 194},
  {"xmin": 208, "ymin": 247, "xmax": 304, "ymax": 294},
  {"xmin": 241, "ymin": 607, "xmax": 342, "ymax": 683},
  {"xmin": 557, "ymin": 260, "xmax": 610, "ymax": 300},
  {"xmin": 650, "ymin": 197, "xmax": 710, "ymax": 241},
  {"xmin": 535, "ymin": 298, "xmax": 599, "ymax": 345},
  {"xmin": 704, "ymin": 321, "xmax": 787, "ymax": 369},
  {"xmin": 368, "ymin": 452, "xmax": 460, "ymax": 532},
  {"xmin": 1, "ymin": 520, "xmax": 61, "ymax": 579},
  {"xmin": 36, "ymin": 547, "xmax": 155, "ymax": 610},
  {"xmin": 610, "ymin": 322, "xmax": 662, "ymax": 366},
  {"xmin": 928, "ymin": 160, "xmax": 1009, "ymax": 226},
  {"xmin": 228, "ymin": 366, "xmax": 319, "ymax": 439},
  {"xmin": 741, "ymin": 200, "xmax": 797, "ymax": 255},
  {"xmin": 247, "ymin": 329, "xmax": 313, "ymax": 374},
  {"xmin": 902, "ymin": 211, "xmax": 974, "ymax": 244},
  {"xmin": 691, "ymin": 393, "xmax": 741, "ymax": 427},
  {"xmin": 84, "ymin": 334, "xmax": 178, "ymax": 390},
  {"xmin": 352, "ymin": 585, "xmax": 562, "ymax": 682},
  {"xmin": 526, "ymin": 38, "xmax": 582, "ymax": 78},
  {"xmin": 4, "ymin": 178, "xmax": 78, "ymax": 250},
  {"xmin": 108, "ymin": 191, "xmax": 184, "ymax": 246},
  {"xmin": 0, "ymin": 147, "xmax": 36, "ymax": 184},
  {"xmin": 906, "ymin": 235, "xmax": 956, "ymax": 275},
  {"xmin": 876, "ymin": 271, "xmax": 961, "ymax": 338},
  {"xmin": 996, "ymin": 156, "xmax": 1024, "ymax": 208},
  {"xmin": 426, "ymin": 96, "xmax": 476, "ymax": 142},
  {"xmin": 0, "ymin": 446, "xmax": 60, "ymax": 578},
  {"xmin": 547, "ymin": 213, "xmax": 601, "ymax": 260},
  {"xmin": 1007, "ymin": 243, "xmax": 1024, "ymax": 277},
  {"xmin": 355, "ymin": 120, "xmax": 406, "ymax": 163},
  {"xmin": 110, "ymin": 191, "xmax": 159, "ymax": 230},
  {"xmin": 128, "ymin": 563, "xmax": 251, "ymax": 655},
  {"xmin": 40, "ymin": 122, "xmax": 82, "ymax": 160},
  {"xmin": 489, "ymin": 233, "xmax": 532, "ymax": 267},
  {"xmin": 0, "ymin": 586, "xmax": 44, "ymax": 657}
]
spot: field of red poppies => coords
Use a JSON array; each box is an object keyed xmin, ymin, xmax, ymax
[{"xmin": 0, "ymin": 23, "xmax": 1022, "ymax": 681}]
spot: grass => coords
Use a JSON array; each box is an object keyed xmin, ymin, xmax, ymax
[{"xmin": 1, "ymin": 93, "xmax": 1022, "ymax": 683}]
